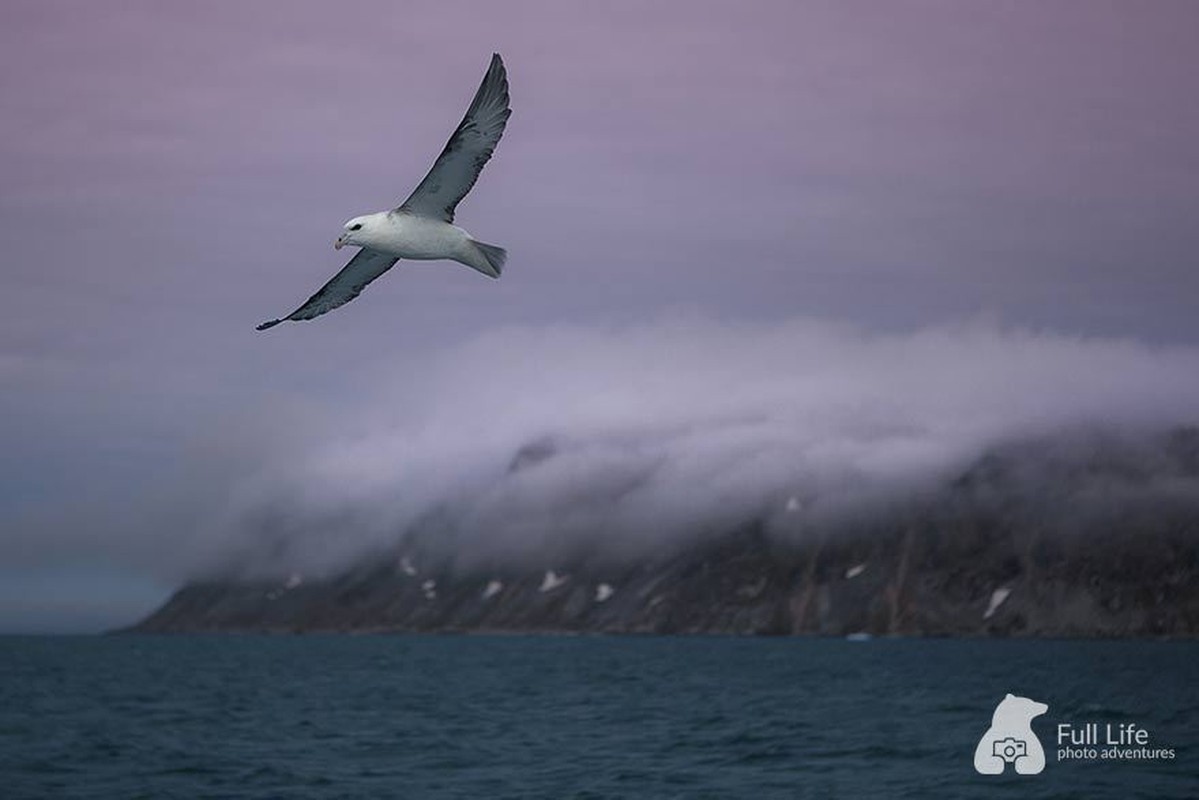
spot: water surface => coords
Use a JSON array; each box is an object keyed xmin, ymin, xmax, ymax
[{"xmin": 1, "ymin": 635, "xmax": 1194, "ymax": 798}]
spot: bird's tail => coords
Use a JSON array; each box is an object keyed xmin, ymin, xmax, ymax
[{"xmin": 469, "ymin": 239, "xmax": 507, "ymax": 278}]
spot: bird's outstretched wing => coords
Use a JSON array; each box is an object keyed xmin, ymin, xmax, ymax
[
  {"xmin": 256, "ymin": 249, "xmax": 399, "ymax": 330},
  {"xmin": 399, "ymin": 53, "xmax": 511, "ymax": 223}
]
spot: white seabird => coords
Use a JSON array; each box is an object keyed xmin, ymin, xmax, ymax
[{"xmin": 257, "ymin": 53, "xmax": 512, "ymax": 330}]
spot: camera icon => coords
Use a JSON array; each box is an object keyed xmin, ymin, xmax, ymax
[{"xmin": 992, "ymin": 737, "xmax": 1027, "ymax": 763}]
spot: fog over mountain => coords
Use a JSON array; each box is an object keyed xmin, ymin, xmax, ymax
[{"xmin": 109, "ymin": 315, "xmax": 1198, "ymax": 585}]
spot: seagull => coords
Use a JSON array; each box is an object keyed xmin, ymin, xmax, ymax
[{"xmin": 257, "ymin": 53, "xmax": 512, "ymax": 331}]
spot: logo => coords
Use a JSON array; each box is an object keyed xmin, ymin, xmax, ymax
[
  {"xmin": 973, "ymin": 693, "xmax": 1048, "ymax": 775},
  {"xmin": 1056, "ymin": 722, "xmax": 1176, "ymax": 763},
  {"xmin": 993, "ymin": 737, "xmax": 1026, "ymax": 763},
  {"xmin": 972, "ymin": 693, "xmax": 1177, "ymax": 775}
]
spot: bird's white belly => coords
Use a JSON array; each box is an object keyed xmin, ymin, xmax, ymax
[{"xmin": 371, "ymin": 214, "xmax": 470, "ymax": 261}]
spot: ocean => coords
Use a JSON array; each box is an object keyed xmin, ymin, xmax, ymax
[{"xmin": 1, "ymin": 635, "xmax": 1194, "ymax": 798}]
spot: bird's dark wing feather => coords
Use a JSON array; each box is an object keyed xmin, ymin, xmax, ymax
[
  {"xmin": 256, "ymin": 249, "xmax": 399, "ymax": 330},
  {"xmin": 398, "ymin": 53, "xmax": 511, "ymax": 223}
]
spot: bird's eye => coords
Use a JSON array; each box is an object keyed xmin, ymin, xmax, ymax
[{"xmin": 349, "ymin": 223, "xmax": 363, "ymax": 231}]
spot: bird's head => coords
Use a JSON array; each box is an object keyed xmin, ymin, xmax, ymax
[{"xmin": 335, "ymin": 215, "xmax": 373, "ymax": 250}]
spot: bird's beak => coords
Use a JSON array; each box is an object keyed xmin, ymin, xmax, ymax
[{"xmin": 334, "ymin": 235, "xmax": 346, "ymax": 250}]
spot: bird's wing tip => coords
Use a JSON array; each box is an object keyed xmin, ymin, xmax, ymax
[{"xmin": 256, "ymin": 318, "xmax": 283, "ymax": 331}]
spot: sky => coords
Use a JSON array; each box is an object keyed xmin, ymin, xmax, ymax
[{"xmin": 2, "ymin": 1, "xmax": 1198, "ymax": 632}]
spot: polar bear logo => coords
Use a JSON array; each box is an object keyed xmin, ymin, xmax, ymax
[{"xmin": 973, "ymin": 693, "xmax": 1048, "ymax": 775}]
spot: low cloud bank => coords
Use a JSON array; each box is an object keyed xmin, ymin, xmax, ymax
[{"xmin": 192, "ymin": 315, "xmax": 1199, "ymax": 578}]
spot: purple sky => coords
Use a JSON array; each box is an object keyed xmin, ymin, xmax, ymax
[{"xmin": 3, "ymin": 1, "xmax": 1199, "ymax": 631}]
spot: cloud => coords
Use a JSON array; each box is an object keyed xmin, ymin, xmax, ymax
[{"xmin": 155, "ymin": 314, "xmax": 1199, "ymax": 579}]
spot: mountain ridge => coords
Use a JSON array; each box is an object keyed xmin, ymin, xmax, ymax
[{"xmin": 127, "ymin": 428, "xmax": 1199, "ymax": 637}]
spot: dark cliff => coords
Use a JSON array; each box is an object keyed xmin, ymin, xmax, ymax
[{"xmin": 130, "ymin": 429, "xmax": 1199, "ymax": 637}]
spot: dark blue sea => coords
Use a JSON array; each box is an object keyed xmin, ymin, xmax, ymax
[{"xmin": 0, "ymin": 635, "xmax": 1195, "ymax": 799}]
